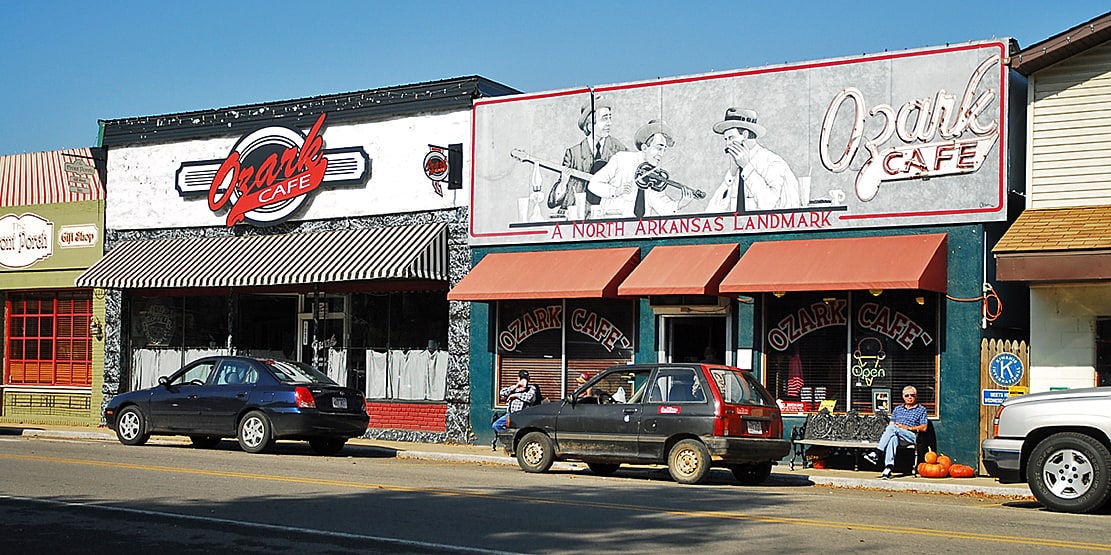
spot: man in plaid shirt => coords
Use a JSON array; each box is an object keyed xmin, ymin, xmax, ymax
[{"xmin": 492, "ymin": 370, "xmax": 538, "ymax": 433}]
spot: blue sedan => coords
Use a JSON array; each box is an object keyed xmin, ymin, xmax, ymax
[{"xmin": 105, "ymin": 355, "xmax": 369, "ymax": 455}]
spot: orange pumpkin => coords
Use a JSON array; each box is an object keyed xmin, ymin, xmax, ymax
[
  {"xmin": 923, "ymin": 450, "xmax": 938, "ymax": 464},
  {"xmin": 918, "ymin": 462, "xmax": 947, "ymax": 478},
  {"xmin": 937, "ymin": 454, "xmax": 952, "ymax": 473},
  {"xmin": 949, "ymin": 464, "xmax": 975, "ymax": 478}
]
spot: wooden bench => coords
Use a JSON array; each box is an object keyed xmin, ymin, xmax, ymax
[{"xmin": 789, "ymin": 410, "xmax": 932, "ymax": 473}]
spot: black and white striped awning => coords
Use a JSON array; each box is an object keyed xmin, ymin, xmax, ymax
[{"xmin": 75, "ymin": 222, "xmax": 448, "ymax": 289}]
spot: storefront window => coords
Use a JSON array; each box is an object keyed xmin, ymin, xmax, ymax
[
  {"xmin": 352, "ymin": 291, "xmax": 449, "ymax": 401},
  {"xmin": 5, "ymin": 291, "xmax": 92, "ymax": 387},
  {"xmin": 765, "ymin": 291, "xmax": 938, "ymax": 416},
  {"xmin": 128, "ymin": 295, "xmax": 229, "ymax": 390},
  {"xmin": 495, "ymin": 299, "xmax": 635, "ymax": 405}
]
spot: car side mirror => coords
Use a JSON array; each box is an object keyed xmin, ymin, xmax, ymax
[{"xmin": 158, "ymin": 376, "xmax": 171, "ymax": 388}]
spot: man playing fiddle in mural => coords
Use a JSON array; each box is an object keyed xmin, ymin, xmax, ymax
[
  {"xmin": 706, "ymin": 108, "xmax": 803, "ymax": 212},
  {"xmin": 546, "ymin": 96, "xmax": 627, "ymax": 216},
  {"xmin": 587, "ymin": 120, "xmax": 700, "ymax": 218}
]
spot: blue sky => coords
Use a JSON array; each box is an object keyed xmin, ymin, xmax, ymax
[{"xmin": 1, "ymin": 1, "xmax": 1107, "ymax": 155}]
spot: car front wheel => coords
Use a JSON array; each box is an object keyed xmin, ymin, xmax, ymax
[
  {"xmin": 668, "ymin": 439, "xmax": 711, "ymax": 484},
  {"xmin": 309, "ymin": 438, "xmax": 347, "ymax": 456},
  {"xmin": 731, "ymin": 462, "xmax": 773, "ymax": 485},
  {"xmin": 115, "ymin": 406, "xmax": 149, "ymax": 446},
  {"xmin": 1027, "ymin": 432, "xmax": 1111, "ymax": 513},
  {"xmin": 238, "ymin": 411, "xmax": 274, "ymax": 454},
  {"xmin": 516, "ymin": 431, "xmax": 554, "ymax": 473}
]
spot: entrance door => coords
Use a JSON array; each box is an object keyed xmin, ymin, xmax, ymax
[{"xmin": 662, "ymin": 316, "xmax": 727, "ymax": 365}]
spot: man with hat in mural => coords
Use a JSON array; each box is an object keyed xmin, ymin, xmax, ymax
[
  {"xmin": 547, "ymin": 96, "xmax": 627, "ymax": 215},
  {"xmin": 587, "ymin": 119, "xmax": 696, "ymax": 218},
  {"xmin": 706, "ymin": 107, "xmax": 802, "ymax": 212}
]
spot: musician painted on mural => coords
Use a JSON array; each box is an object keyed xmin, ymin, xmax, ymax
[
  {"xmin": 547, "ymin": 96, "xmax": 627, "ymax": 214},
  {"xmin": 587, "ymin": 120, "xmax": 696, "ymax": 218},
  {"xmin": 706, "ymin": 107, "xmax": 802, "ymax": 212}
]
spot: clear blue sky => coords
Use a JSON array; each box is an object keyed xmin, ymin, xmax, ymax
[{"xmin": 1, "ymin": 1, "xmax": 1107, "ymax": 155}]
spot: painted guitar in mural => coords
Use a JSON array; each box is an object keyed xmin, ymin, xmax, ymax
[{"xmin": 509, "ymin": 148, "xmax": 599, "ymax": 184}]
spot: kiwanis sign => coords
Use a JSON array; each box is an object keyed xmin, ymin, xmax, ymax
[{"xmin": 175, "ymin": 113, "xmax": 370, "ymax": 227}]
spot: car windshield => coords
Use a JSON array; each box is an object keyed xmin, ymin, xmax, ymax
[
  {"xmin": 263, "ymin": 360, "xmax": 337, "ymax": 385},
  {"xmin": 710, "ymin": 368, "xmax": 775, "ymax": 406}
]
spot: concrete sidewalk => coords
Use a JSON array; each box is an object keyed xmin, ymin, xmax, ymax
[{"xmin": 5, "ymin": 424, "xmax": 1034, "ymax": 500}]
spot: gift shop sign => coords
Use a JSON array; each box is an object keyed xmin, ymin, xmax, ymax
[
  {"xmin": 0, "ymin": 214, "xmax": 53, "ymax": 269},
  {"xmin": 175, "ymin": 113, "xmax": 371, "ymax": 227}
]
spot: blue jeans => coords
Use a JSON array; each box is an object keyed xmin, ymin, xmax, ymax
[
  {"xmin": 492, "ymin": 412, "xmax": 509, "ymax": 432},
  {"xmin": 877, "ymin": 424, "xmax": 916, "ymax": 467}
]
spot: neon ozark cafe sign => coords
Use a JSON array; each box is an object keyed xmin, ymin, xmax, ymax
[{"xmin": 498, "ymin": 304, "xmax": 632, "ymax": 353}]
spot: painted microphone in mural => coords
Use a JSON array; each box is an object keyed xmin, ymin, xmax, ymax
[{"xmin": 470, "ymin": 41, "xmax": 1010, "ymax": 245}]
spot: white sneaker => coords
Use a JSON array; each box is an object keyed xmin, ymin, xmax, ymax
[{"xmin": 880, "ymin": 466, "xmax": 893, "ymax": 479}]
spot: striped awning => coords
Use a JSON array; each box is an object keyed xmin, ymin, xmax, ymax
[
  {"xmin": 75, "ymin": 222, "xmax": 447, "ymax": 289},
  {"xmin": 0, "ymin": 148, "xmax": 106, "ymax": 206}
]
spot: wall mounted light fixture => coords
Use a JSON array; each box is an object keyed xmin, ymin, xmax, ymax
[
  {"xmin": 772, "ymin": 291, "xmax": 785, "ymax": 298},
  {"xmin": 89, "ymin": 316, "xmax": 104, "ymax": 341},
  {"xmin": 869, "ymin": 289, "xmax": 883, "ymax": 296}
]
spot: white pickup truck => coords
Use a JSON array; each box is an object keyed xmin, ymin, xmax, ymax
[{"xmin": 981, "ymin": 387, "xmax": 1111, "ymax": 513}]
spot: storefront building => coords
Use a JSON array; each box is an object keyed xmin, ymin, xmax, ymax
[
  {"xmin": 451, "ymin": 41, "xmax": 1027, "ymax": 465},
  {"xmin": 79, "ymin": 77, "xmax": 517, "ymax": 442},
  {"xmin": 0, "ymin": 148, "xmax": 107, "ymax": 425},
  {"xmin": 995, "ymin": 12, "xmax": 1111, "ymax": 390}
]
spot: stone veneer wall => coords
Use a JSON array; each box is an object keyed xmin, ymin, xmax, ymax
[{"xmin": 99, "ymin": 206, "xmax": 474, "ymax": 444}]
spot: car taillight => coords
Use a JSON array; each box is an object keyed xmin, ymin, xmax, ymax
[
  {"xmin": 992, "ymin": 405, "xmax": 1004, "ymax": 437},
  {"xmin": 718, "ymin": 405, "xmax": 778, "ymax": 438},
  {"xmin": 295, "ymin": 387, "xmax": 316, "ymax": 409}
]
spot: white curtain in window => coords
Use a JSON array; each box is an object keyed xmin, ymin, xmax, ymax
[
  {"xmin": 326, "ymin": 348, "xmax": 347, "ymax": 386},
  {"xmin": 428, "ymin": 350, "xmax": 448, "ymax": 400},
  {"xmin": 131, "ymin": 348, "xmax": 222, "ymax": 390},
  {"xmin": 388, "ymin": 350, "xmax": 407, "ymax": 399},
  {"xmin": 367, "ymin": 350, "xmax": 388, "ymax": 399}
]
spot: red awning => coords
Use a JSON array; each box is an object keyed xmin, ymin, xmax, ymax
[
  {"xmin": 618, "ymin": 243, "xmax": 739, "ymax": 296},
  {"xmin": 719, "ymin": 234, "xmax": 948, "ymax": 293},
  {"xmin": 447, "ymin": 247, "xmax": 640, "ymax": 301}
]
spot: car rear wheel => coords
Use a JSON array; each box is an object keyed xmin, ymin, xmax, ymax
[
  {"xmin": 668, "ymin": 439, "xmax": 711, "ymax": 484},
  {"xmin": 586, "ymin": 462, "xmax": 620, "ymax": 476},
  {"xmin": 115, "ymin": 406, "xmax": 149, "ymax": 446},
  {"xmin": 189, "ymin": 435, "xmax": 221, "ymax": 449},
  {"xmin": 308, "ymin": 438, "xmax": 347, "ymax": 456},
  {"xmin": 731, "ymin": 462, "xmax": 773, "ymax": 485},
  {"xmin": 1027, "ymin": 432, "xmax": 1111, "ymax": 513},
  {"xmin": 516, "ymin": 431, "xmax": 554, "ymax": 473},
  {"xmin": 238, "ymin": 411, "xmax": 274, "ymax": 454}
]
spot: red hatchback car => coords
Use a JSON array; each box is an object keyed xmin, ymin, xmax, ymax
[{"xmin": 497, "ymin": 363, "xmax": 790, "ymax": 484}]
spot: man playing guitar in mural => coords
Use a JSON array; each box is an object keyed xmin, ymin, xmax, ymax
[
  {"xmin": 587, "ymin": 120, "xmax": 701, "ymax": 218},
  {"xmin": 547, "ymin": 96, "xmax": 626, "ymax": 216}
]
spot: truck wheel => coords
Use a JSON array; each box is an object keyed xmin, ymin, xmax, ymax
[
  {"xmin": 668, "ymin": 439, "xmax": 711, "ymax": 484},
  {"xmin": 516, "ymin": 431, "xmax": 554, "ymax": 473},
  {"xmin": 731, "ymin": 462, "xmax": 773, "ymax": 485},
  {"xmin": 1027, "ymin": 432, "xmax": 1111, "ymax": 513}
]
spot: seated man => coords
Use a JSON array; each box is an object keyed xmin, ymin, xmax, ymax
[{"xmin": 865, "ymin": 385, "xmax": 928, "ymax": 478}]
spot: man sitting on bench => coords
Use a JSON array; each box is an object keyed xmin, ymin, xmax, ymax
[{"xmin": 865, "ymin": 385, "xmax": 928, "ymax": 479}]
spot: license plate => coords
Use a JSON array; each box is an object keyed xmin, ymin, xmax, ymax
[
  {"xmin": 747, "ymin": 420, "xmax": 763, "ymax": 434},
  {"xmin": 332, "ymin": 397, "xmax": 348, "ymax": 409}
]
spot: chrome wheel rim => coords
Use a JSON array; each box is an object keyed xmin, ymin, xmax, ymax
[
  {"xmin": 241, "ymin": 417, "xmax": 265, "ymax": 448},
  {"xmin": 118, "ymin": 411, "xmax": 140, "ymax": 440},
  {"xmin": 1042, "ymin": 448, "xmax": 1094, "ymax": 499}
]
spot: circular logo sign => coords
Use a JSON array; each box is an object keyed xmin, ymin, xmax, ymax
[{"xmin": 989, "ymin": 352, "xmax": 1024, "ymax": 387}]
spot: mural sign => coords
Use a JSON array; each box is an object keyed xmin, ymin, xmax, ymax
[{"xmin": 470, "ymin": 41, "xmax": 1010, "ymax": 245}]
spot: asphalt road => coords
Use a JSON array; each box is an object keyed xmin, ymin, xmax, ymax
[{"xmin": 1, "ymin": 436, "xmax": 1109, "ymax": 554}]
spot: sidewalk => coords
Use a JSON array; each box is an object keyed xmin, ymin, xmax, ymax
[{"xmin": 6, "ymin": 424, "xmax": 1033, "ymax": 500}]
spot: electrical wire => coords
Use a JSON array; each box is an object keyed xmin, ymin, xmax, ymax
[{"xmin": 945, "ymin": 283, "xmax": 1003, "ymax": 323}]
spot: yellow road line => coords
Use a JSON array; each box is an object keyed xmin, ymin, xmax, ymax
[{"xmin": 2, "ymin": 453, "xmax": 1108, "ymax": 551}]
